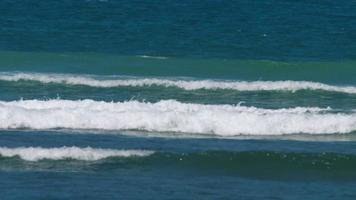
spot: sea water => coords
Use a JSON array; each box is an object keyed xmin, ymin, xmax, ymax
[{"xmin": 1, "ymin": 0, "xmax": 356, "ymax": 199}]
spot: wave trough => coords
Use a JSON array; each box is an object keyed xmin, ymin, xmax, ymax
[
  {"xmin": 0, "ymin": 146, "xmax": 154, "ymax": 161},
  {"xmin": 0, "ymin": 99, "xmax": 355, "ymax": 135},
  {"xmin": 1, "ymin": 72, "xmax": 356, "ymax": 94}
]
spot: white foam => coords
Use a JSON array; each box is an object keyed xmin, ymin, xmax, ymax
[
  {"xmin": 0, "ymin": 99, "xmax": 354, "ymax": 135},
  {"xmin": 0, "ymin": 146, "xmax": 154, "ymax": 161},
  {"xmin": 0, "ymin": 72, "xmax": 355, "ymax": 94}
]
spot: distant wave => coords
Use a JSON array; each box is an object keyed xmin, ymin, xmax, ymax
[
  {"xmin": 136, "ymin": 55, "xmax": 168, "ymax": 59},
  {"xmin": 1, "ymin": 72, "xmax": 356, "ymax": 94},
  {"xmin": 0, "ymin": 146, "xmax": 154, "ymax": 161},
  {"xmin": 0, "ymin": 99, "xmax": 355, "ymax": 135}
]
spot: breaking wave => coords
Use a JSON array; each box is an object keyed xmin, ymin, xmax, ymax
[
  {"xmin": 0, "ymin": 146, "xmax": 154, "ymax": 161},
  {"xmin": 0, "ymin": 99, "xmax": 355, "ymax": 135},
  {"xmin": 1, "ymin": 149, "xmax": 356, "ymax": 180},
  {"xmin": 1, "ymin": 72, "xmax": 356, "ymax": 94}
]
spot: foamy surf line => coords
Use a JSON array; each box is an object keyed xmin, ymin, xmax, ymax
[
  {"xmin": 0, "ymin": 99, "xmax": 355, "ymax": 135},
  {"xmin": 1, "ymin": 72, "xmax": 356, "ymax": 94},
  {"xmin": 0, "ymin": 146, "xmax": 154, "ymax": 161}
]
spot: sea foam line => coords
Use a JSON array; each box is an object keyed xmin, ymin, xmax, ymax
[
  {"xmin": 0, "ymin": 146, "xmax": 154, "ymax": 161},
  {"xmin": 0, "ymin": 72, "xmax": 355, "ymax": 94},
  {"xmin": 0, "ymin": 99, "xmax": 355, "ymax": 135}
]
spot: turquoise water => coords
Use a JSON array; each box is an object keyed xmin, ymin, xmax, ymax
[{"xmin": 1, "ymin": 0, "xmax": 356, "ymax": 199}]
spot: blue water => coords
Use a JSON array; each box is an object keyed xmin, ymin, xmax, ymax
[
  {"xmin": 1, "ymin": 0, "xmax": 356, "ymax": 61},
  {"xmin": 1, "ymin": 0, "xmax": 356, "ymax": 199}
]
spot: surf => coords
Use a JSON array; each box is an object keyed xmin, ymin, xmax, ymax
[
  {"xmin": 0, "ymin": 99, "xmax": 355, "ymax": 135},
  {"xmin": 1, "ymin": 72, "xmax": 356, "ymax": 94},
  {"xmin": 0, "ymin": 146, "xmax": 154, "ymax": 161}
]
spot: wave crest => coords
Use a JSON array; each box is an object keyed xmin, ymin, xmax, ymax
[
  {"xmin": 0, "ymin": 99, "xmax": 355, "ymax": 135},
  {"xmin": 1, "ymin": 72, "xmax": 356, "ymax": 94},
  {"xmin": 0, "ymin": 146, "xmax": 154, "ymax": 161}
]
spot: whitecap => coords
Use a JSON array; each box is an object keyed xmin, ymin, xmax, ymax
[
  {"xmin": 0, "ymin": 146, "xmax": 154, "ymax": 161},
  {"xmin": 0, "ymin": 72, "xmax": 355, "ymax": 94},
  {"xmin": 0, "ymin": 99, "xmax": 354, "ymax": 135}
]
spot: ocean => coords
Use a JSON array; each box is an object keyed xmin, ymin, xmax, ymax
[{"xmin": 1, "ymin": 0, "xmax": 356, "ymax": 199}]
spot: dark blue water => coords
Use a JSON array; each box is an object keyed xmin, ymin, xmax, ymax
[
  {"xmin": 1, "ymin": 1, "xmax": 356, "ymax": 199},
  {"xmin": 1, "ymin": 0, "xmax": 356, "ymax": 60}
]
